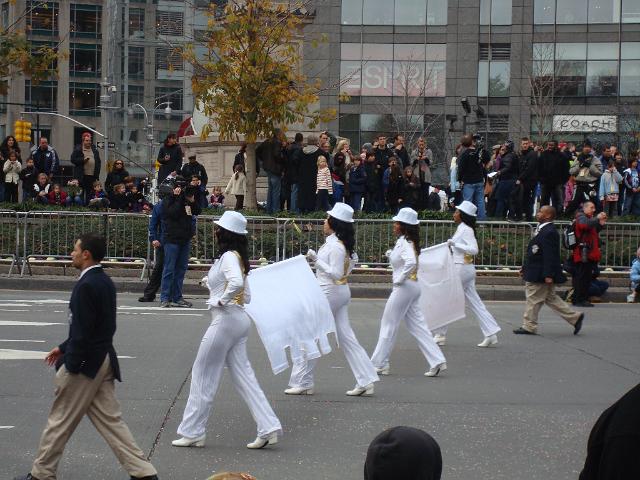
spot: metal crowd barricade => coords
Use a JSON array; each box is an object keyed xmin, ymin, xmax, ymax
[
  {"xmin": 21, "ymin": 211, "xmax": 148, "ymax": 278},
  {"xmin": 0, "ymin": 210, "xmax": 20, "ymax": 276},
  {"xmin": 589, "ymin": 222, "xmax": 640, "ymax": 270}
]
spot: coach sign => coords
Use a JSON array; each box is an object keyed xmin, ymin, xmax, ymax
[{"xmin": 552, "ymin": 115, "xmax": 617, "ymax": 133}]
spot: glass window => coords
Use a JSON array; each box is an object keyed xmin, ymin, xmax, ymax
[
  {"xmin": 155, "ymin": 87, "xmax": 183, "ymax": 112},
  {"xmin": 425, "ymin": 61, "xmax": 446, "ymax": 96},
  {"xmin": 621, "ymin": 42, "xmax": 640, "ymax": 58},
  {"xmin": 394, "ymin": 44, "xmax": 426, "ymax": 61},
  {"xmin": 393, "ymin": 61, "xmax": 425, "ymax": 96},
  {"xmin": 395, "ymin": 0, "xmax": 426, "ymax": 25},
  {"xmin": 25, "ymin": 80, "xmax": 57, "ymax": 111},
  {"xmin": 363, "ymin": 44, "xmax": 393, "ymax": 60},
  {"xmin": 362, "ymin": 0, "xmax": 394, "ymax": 25},
  {"xmin": 555, "ymin": 43, "xmax": 587, "ymax": 60},
  {"xmin": 30, "ymin": 41, "xmax": 58, "ymax": 72},
  {"xmin": 480, "ymin": 0, "xmax": 512, "ymax": 24},
  {"xmin": 70, "ymin": 44, "xmax": 101, "ymax": 77},
  {"xmin": 489, "ymin": 61, "xmax": 510, "ymax": 96},
  {"xmin": 129, "ymin": 8, "xmax": 144, "ymax": 38},
  {"xmin": 478, "ymin": 61, "xmax": 489, "ymax": 96},
  {"xmin": 128, "ymin": 46, "xmax": 145, "ymax": 78},
  {"xmin": 341, "ymin": 43, "xmax": 362, "ymax": 60},
  {"xmin": 557, "ymin": 0, "xmax": 588, "ymax": 23},
  {"xmin": 588, "ymin": 0, "xmax": 621, "ymax": 23},
  {"xmin": 69, "ymin": 82, "xmax": 100, "ymax": 115},
  {"xmin": 533, "ymin": 43, "xmax": 555, "ymax": 61},
  {"xmin": 70, "ymin": 4, "xmax": 101, "ymax": 38},
  {"xmin": 339, "ymin": 114, "xmax": 360, "ymax": 131},
  {"xmin": 427, "ymin": 0, "xmax": 448, "ymax": 24},
  {"xmin": 340, "ymin": 61, "xmax": 362, "ymax": 96},
  {"xmin": 586, "ymin": 60, "xmax": 618, "ymax": 95},
  {"xmin": 620, "ymin": 60, "xmax": 640, "ymax": 95},
  {"xmin": 27, "ymin": 1, "xmax": 59, "ymax": 35},
  {"xmin": 588, "ymin": 43, "xmax": 618, "ymax": 59},
  {"xmin": 123, "ymin": 85, "xmax": 144, "ymax": 107},
  {"xmin": 361, "ymin": 61, "xmax": 393, "ymax": 95},
  {"xmin": 360, "ymin": 114, "xmax": 394, "ymax": 133},
  {"xmin": 156, "ymin": 10, "xmax": 184, "ymax": 36},
  {"xmin": 622, "ymin": 0, "xmax": 640, "ymax": 21},
  {"xmin": 342, "ymin": 0, "xmax": 363, "ymax": 24},
  {"xmin": 426, "ymin": 44, "xmax": 447, "ymax": 61},
  {"xmin": 555, "ymin": 60, "xmax": 586, "ymax": 96},
  {"xmin": 534, "ymin": 0, "xmax": 556, "ymax": 23},
  {"xmin": 1, "ymin": 3, "xmax": 8, "ymax": 29}
]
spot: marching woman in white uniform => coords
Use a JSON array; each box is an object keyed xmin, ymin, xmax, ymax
[
  {"xmin": 432, "ymin": 201, "xmax": 501, "ymax": 347},
  {"xmin": 285, "ymin": 203, "xmax": 380, "ymax": 396},
  {"xmin": 370, "ymin": 208, "xmax": 447, "ymax": 377},
  {"xmin": 172, "ymin": 211, "xmax": 282, "ymax": 449}
]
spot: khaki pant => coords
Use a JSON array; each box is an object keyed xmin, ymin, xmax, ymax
[
  {"xmin": 31, "ymin": 356, "xmax": 157, "ymax": 480},
  {"xmin": 522, "ymin": 282, "xmax": 581, "ymax": 333}
]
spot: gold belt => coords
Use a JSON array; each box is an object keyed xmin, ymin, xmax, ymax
[
  {"xmin": 464, "ymin": 254, "xmax": 474, "ymax": 264},
  {"xmin": 334, "ymin": 277, "xmax": 348, "ymax": 285},
  {"xmin": 408, "ymin": 269, "xmax": 418, "ymax": 281},
  {"xmin": 232, "ymin": 289, "xmax": 245, "ymax": 306}
]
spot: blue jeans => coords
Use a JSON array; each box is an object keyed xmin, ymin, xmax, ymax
[
  {"xmin": 160, "ymin": 241, "xmax": 191, "ymax": 303},
  {"xmin": 494, "ymin": 179, "xmax": 516, "ymax": 219},
  {"xmin": 266, "ymin": 172, "xmax": 282, "ymax": 214},
  {"xmin": 290, "ymin": 183, "xmax": 299, "ymax": 213},
  {"xmin": 623, "ymin": 191, "xmax": 640, "ymax": 215},
  {"xmin": 350, "ymin": 193, "xmax": 363, "ymax": 212},
  {"xmin": 462, "ymin": 182, "xmax": 486, "ymax": 220}
]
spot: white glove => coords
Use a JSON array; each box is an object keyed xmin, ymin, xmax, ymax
[
  {"xmin": 446, "ymin": 239, "xmax": 455, "ymax": 247},
  {"xmin": 199, "ymin": 276, "xmax": 209, "ymax": 289},
  {"xmin": 385, "ymin": 249, "xmax": 393, "ymax": 259},
  {"xmin": 306, "ymin": 249, "xmax": 318, "ymax": 262}
]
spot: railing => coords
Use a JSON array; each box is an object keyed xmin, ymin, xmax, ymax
[{"xmin": 0, "ymin": 212, "xmax": 636, "ymax": 277}]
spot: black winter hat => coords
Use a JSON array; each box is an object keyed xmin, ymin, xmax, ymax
[
  {"xmin": 364, "ymin": 426, "xmax": 442, "ymax": 480},
  {"xmin": 583, "ymin": 138, "xmax": 593, "ymax": 148}
]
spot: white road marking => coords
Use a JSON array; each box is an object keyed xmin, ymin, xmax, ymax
[
  {"xmin": 0, "ymin": 349, "xmax": 48, "ymax": 360},
  {"xmin": 0, "ymin": 339, "xmax": 46, "ymax": 343},
  {"xmin": 118, "ymin": 356, "xmax": 136, "ymax": 359},
  {"xmin": 0, "ymin": 299, "xmax": 67, "ymax": 304},
  {"xmin": 0, "ymin": 321, "xmax": 63, "ymax": 326},
  {"xmin": 0, "ymin": 303, "xmax": 31, "ymax": 307},
  {"xmin": 119, "ymin": 312, "xmax": 202, "ymax": 317},
  {"xmin": 0, "ymin": 309, "xmax": 30, "ymax": 312},
  {"xmin": 0, "ymin": 426, "xmax": 15, "ymax": 429},
  {"xmin": 117, "ymin": 306, "xmax": 207, "ymax": 311}
]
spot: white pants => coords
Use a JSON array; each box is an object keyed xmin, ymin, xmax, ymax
[
  {"xmin": 178, "ymin": 308, "xmax": 282, "ymax": 439},
  {"xmin": 433, "ymin": 264, "xmax": 501, "ymax": 338},
  {"xmin": 288, "ymin": 284, "xmax": 379, "ymax": 389},
  {"xmin": 370, "ymin": 280, "xmax": 446, "ymax": 369}
]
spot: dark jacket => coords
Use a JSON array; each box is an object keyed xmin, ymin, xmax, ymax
[
  {"xmin": 394, "ymin": 146, "xmax": 410, "ymax": 169},
  {"xmin": 30, "ymin": 146, "xmax": 60, "ymax": 176},
  {"xmin": 498, "ymin": 151, "xmax": 520, "ymax": 180},
  {"xmin": 364, "ymin": 160, "xmax": 382, "ymax": 193},
  {"xmin": 285, "ymin": 142, "xmax": 303, "ymax": 183},
  {"xmin": 374, "ymin": 146, "xmax": 393, "ymax": 172},
  {"xmin": 523, "ymin": 223, "xmax": 566, "ymax": 284},
  {"xmin": 105, "ymin": 168, "xmax": 130, "ymax": 193},
  {"xmin": 149, "ymin": 201, "xmax": 166, "ymax": 244},
  {"xmin": 57, "ymin": 267, "xmax": 121, "ymax": 381},
  {"xmin": 401, "ymin": 174, "xmax": 421, "ymax": 208},
  {"xmin": 539, "ymin": 149, "xmax": 570, "ymax": 186},
  {"xmin": 518, "ymin": 148, "xmax": 539, "ymax": 184},
  {"xmin": 256, "ymin": 137, "xmax": 285, "ymax": 176},
  {"xmin": 70, "ymin": 144, "xmax": 101, "ymax": 180},
  {"xmin": 19, "ymin": 166, "xmax": 38, "ymax": 196},
  {"xmin": 348, "ymin": 164, "xmax": 366, "ymax": 194},
  {"xmin": 163, "ymin": 192, "xmax": 201, "ymax": 244},
  {"xmin": 297, "ymin": 145, "xmax": 322, "ymax": 212},
  {"xmin": 181, "ymin": 161, "xmax": 209, "ymax": 186},
  {"xmin": 109, "ymin": 192, "xmax": 130, "ymax": 211},
  {"xmin": 157, "ymin": 144, "xmax": 183, "ymax": 181},
  {"xmin": 457, "ymin": 147, "xmax": 489, "ymax": 184}
]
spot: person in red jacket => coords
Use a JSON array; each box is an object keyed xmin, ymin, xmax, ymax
[
  {"xmin": 47, "ymin": 184, "xmax": 68, "ymax": 206},
  {"xmin": 572, "ymin": 201, "xmax": 607, "ymax": 307}
]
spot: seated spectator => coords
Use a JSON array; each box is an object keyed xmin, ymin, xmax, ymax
[
  {"xmin": 65, "ymin": 179, "xmax": 84, "ymax": 206},
  {"xmin": 47, "ymin": 183, "xmax": 68, "ymax": 206},
  {"xmin": 105, "ymin": 160, "xmax": 129, "ymax": 193},
  {"xmin": 110, "ymin": 183, "xmax": 130, "ymax": 211},
  {"xmin": 209, "ymin": 186, "xmax": 225, "ymax": 209},
  {"xmin": 87, "ymin": 180, "xmax": 109, "ymax": 209},
  {"xmin": 33, "ymin": 173, "xmax": 51, "ymax": 204},
  {"xmin": 19, "ymin": 157, "xmax": 38, "ymax": 203},
  {"xmin": 128, "ymin": 184, "xmax": 146, "ymax": 212},
  {"xmin": 628, "ymin": 246, "xmax": 640, "ymax": 303},
  {"xmin": 579, "ymin": 382, "xmax": 640, "ymax": 480},
  {"xmin": 364, "ymin": 426, "xmax": 442, "ymax": 480}
]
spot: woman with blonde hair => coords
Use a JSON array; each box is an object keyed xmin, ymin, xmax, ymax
[{"xmin": 333, "ymin": 139, "xmax": 352, "ymax": 165}]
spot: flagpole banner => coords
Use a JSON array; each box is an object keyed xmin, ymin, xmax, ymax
[
  {"xmin": 245, "ymin": 255, "xmax": 336, "ymax": 375},
  {"xmin": 418, "ymin": 242, "xmax": 466, "ymax": 331}
]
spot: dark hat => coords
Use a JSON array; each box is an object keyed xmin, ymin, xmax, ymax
[
  {"xmin": 364, "ymin": 426, "xmax": 442, "ymax": 480},
  {"xmin": 583, "ymin": 138, "xmax": 592, "ymax": 148},
  {"xmin": 188, "ymin": 153, "xmax": 197, "ymax": 159}
]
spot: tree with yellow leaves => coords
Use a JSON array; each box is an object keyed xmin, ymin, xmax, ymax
[{"xmin": 183, "ymin": 0, "xmax": 336, "ymax": 209}]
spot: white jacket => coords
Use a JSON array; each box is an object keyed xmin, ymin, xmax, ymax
[
  {"xmin": 389, "ymin": 236, "xmax": 418, "ymax": 285},
  {"xmin": 225, "ymin": 173, "xmax": 247, "ymax": 196},
  {"xmin": 204, "ymin": 250, "xmax": 251, "ymax": 308},
  {"xmin": 3, "ymin": 160, "xmax": 22, "ymax": 184},
  {"xmin": 449, "ymin": 222, "xmax": 478, "ymax": 264},
  {"xmin": 315, "ymin": 233, "xmax": 357, "ymax": 286}
]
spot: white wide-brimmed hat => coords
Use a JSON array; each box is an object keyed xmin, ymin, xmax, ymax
[
  {"xmin": 392, "ymin": 207, "xmax": 419, "ymax": 225},
  {"xmin": 214, "ymin": 211, "xmax": 248, "ymax": 235},
  {"xmin": 457, "ymin": 200, "xmax": 477, "ymax": 217},
  {"xmin": 327, "ymin": 202, "xmax": 355, "ymax": 223}
]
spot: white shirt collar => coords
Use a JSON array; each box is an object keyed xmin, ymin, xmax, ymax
[{"xmin": 79, "ymin": 264, "xmax": 101, "ymax": 280}]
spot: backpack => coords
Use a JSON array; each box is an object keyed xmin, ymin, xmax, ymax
[{"xmin": 562, "ymin": 221, "xmax": 577, "ymax": 250}]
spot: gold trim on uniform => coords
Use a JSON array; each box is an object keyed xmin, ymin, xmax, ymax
[
  {"xmin": 334, "ymin": 253, "xmax": 351, "ymax": 285},
  {"xmin": 408, "ymin": 269, "xmax": 418, "ymax": 281},
  {"xmin": 464, "ymin": 254, "xmax": 474, "ymax": 264}
]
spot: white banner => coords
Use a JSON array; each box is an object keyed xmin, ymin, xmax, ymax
[
  {"xmin": 552, "ymin": 115, "xmax": 617, "ymax": 133},
  {"xmin": 246, "ymin": 256, "xmax": 335, "ymax": 375},
  {"xmin": 418, "ymin": 243, "xmax": 466, "ymax": 331}
]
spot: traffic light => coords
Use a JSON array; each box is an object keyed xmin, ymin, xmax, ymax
[{"xmin": 13, "ymin": 120, "xmax": 32, "ymax": 143}]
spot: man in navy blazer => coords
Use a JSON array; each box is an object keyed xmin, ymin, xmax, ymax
[
  {"xmin": 15, "ymin": 234, "xmax": 158, "ymax": 480},
  {"xmin": 514, "ymin": 206, "xmax": 584, "ymax": 335}
]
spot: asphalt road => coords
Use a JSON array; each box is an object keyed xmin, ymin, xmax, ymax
[{"xmin": 1, "ymin": 290, "xmax": 639, "ymax": 480}]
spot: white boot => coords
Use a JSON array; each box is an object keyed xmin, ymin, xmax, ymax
[
  {"xmin": 627, "ymin": 293, "xmax": 637, "ymax": 303},
  {"xmin": 425, "ymin": 362, "xmax": 447, "ymax": 377},
  {"xmin": 375, "ymin": 365, "xmax": 390, "ymax": 375},
  {"xmin": 247, "ymin": 432, "xmax": 278, "ymax": 449},
  {"xmin": 172, "ymin": 434, "xmax": 206, "ymax": 447},
  {"xmin": 284, "ymin": 386, "xmax": 314, "ymax": 395},
  {"xmin": 346, "ymin": 383, "xmax": 374, "ymax": 396},
  {"xmin": 477, "ymin": 334, "xmax": 498, "ymax": 348},
  {"xmin": 433, "ymin": 334, "xmax": 446, "ymax": 346}
]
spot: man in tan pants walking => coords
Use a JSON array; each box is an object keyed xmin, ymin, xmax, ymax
[
  {"xmin": 14, "ymin": 234, "xmax": 158, "ymax": 480},
  {"xmin": 513, "ymin": 206, "xmax": 584, "ymax": 335}
]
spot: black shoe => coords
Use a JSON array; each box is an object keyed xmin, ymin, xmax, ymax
[
  {"xmin": 573, "ymin": 301, "xmax": 594, "ymax": 308},
  {"xmin": 573, "ymin": 313, "xmax": 585, "ymax": 335},
  {"xmin": 513, "ymin": 327, "xmax": 536, "ymax": 335},
  {"xmin": 138, "ymin": 296, "xmax": 155, "ymax": 303},
  {"xmin": 130, "ymin": 476, "xmax": 158, "ymax": 480},
  {"xmin": 14, "ymin": 474, "xmax": 39, "ymax": 480}
]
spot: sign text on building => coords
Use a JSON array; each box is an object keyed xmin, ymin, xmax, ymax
[{"xmin": 552, "ymin": 115, "xmax": 617, "ymax": 133}]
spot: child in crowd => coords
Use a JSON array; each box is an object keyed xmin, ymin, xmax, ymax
[
  {"xmin": 209, "ymin": 186, "xmax": 225, "ymax": 209},
  {"xmin": 564, "ymin": 174, "xmax": 576, "ymax": 211},
  {"xmin": 347, "ymin": 155, "xmax": 366, "ymax": 212},
  {"xmin": 225, "ymin": 163, "xmax": 247, "ymax": 210},
  {"xmin": 623, "ymin": 158, "xmax": 640, "ymax": 216},
  {"xmin": 628, "ymin": 246, "xmax": 640, "ymax": 303},
  {"xmin": 316, "ymin": 155, "xmax": 333, "ymax": 211},
  {"xmin": 47, "ymin": 184, "xmax": 68, "ymax": 206},
  {"xmin": 127, "ymin": 184, "xmax": 146, "ymax": 212},
  {"xmin": 400, "ymin": 165, "xmax": 420, "ymax": 209},
  {"xmin": 66, "ymin": 179, "xmax": 84, "ymax": 206},
  {"xmin": 33, "ymin": 173, "xmax": 51, "ymax": 204},
  {"xmin": 383, "ymin": 156, "xmax": 403, "ymax": 213},
  {"xmin": 190, "ymin": 175, "xmax": 208, "ymax": 209},
  {"xmin": 599, "ymin": 159, "xmax": 623, "ymax": 217},
  {"xmin": 88, "ymin": 180, "xmax": 109, "ymax": 209},
  {"xmin": 3, "ymin": 150, "xmax": 22, "ymax": 202},
  {"xmin": 19, "ymin": 158, "xmax": 38, "ymax": 203},
  {"xmin": 110, "ymin": 183, "xmax": 130, "ymax": 211}
]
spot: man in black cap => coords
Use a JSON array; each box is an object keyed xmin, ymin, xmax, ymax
[
  {"xmin": 181, "ymin": 153, "xmax": 208, "ymax": 194},
  {"xmin": 566, "ymin": 139, "xmax": 603, "ymax": 216}
]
